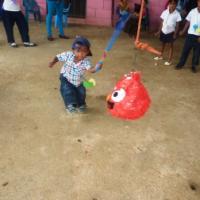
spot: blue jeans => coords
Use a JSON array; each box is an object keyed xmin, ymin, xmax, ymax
[
  {"xmin": 60, "ymin": 74, "xmax": 86, "ymax": 108},
  {"xmin": 46, "ymin": 0, "xmax": 64, "ymax": 37}
]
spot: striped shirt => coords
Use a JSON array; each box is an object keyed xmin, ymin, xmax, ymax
[{"xmin": 57, "ymin": 51, "xmax": 92, "ymax": 87}]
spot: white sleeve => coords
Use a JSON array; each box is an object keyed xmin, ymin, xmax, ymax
[
  {"xmin": 84, "ymin": 59, "xmax": 92, "ymax": 70},
  {"xmin": 186, "ymin": 10, "xmax": 192, "ymax": 22},
  {"xmin": 56, "ymin": 51, "xmax": 70, "ymax": 62},
  {"xmin": 160, "ymin": 11, "xmax": 166, "ymax": 20},
  {"xmin": 177, "ymin": 13, "xmax": 182, "ymax": 22}
]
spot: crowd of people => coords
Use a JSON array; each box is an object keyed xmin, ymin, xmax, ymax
[{"xmin": 117, "ymin": 0, "xmax": 200, "ymax": 73}]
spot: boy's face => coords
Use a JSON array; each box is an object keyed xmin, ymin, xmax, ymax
[
  {"xmin": 169, "ymin": 2, "xmax": 177, "ymax": 12},
  {"xmin": 73, "ymin": 46, "xmax": 89, "ymax": 61}
]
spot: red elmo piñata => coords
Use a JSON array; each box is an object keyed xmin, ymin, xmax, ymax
[{"xmin": 107, "ymin": 71, "xmax": 151, "ymax": 120}]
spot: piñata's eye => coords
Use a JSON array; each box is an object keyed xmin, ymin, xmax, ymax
[{"xmin": 111, "ymin": 89, "xmax": 126, "ymax": 102}]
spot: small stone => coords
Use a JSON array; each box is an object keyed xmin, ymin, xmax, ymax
[
  {"xmin": 190, "ymin": 184, "xmax": 197, "ymax": 191},
  {"xmin": 77, "ymin": 139, "xmax": 82, "ymax": 143},
  {"xmin": 2, "ymin": 182, "xmax": 8, "ymax": 187}
]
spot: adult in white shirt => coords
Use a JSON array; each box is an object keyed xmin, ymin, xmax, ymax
[
  {"xmin": 155, "ymin": 0, "xmax": 181, "ymax": 65},
  {"xmin": 176, "ymin": 0, "xmax": 200, "ymax": 73},
  {"xmin": 2, "ymin": 0, "xmax": 36, "ymax": 47}
]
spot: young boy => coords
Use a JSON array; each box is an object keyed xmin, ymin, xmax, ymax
[
  {"xmin": 49, "ymin": 36, "xmax": 103, "ymax": 113},
  {"xmin": 175, "ymin": 0, "xmax": 200, "ymax": 73},
  {"xmin": 155, "ymin": 0, "xmax": 181, "ymax": 65}
]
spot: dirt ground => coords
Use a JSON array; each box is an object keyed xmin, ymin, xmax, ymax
[{"xmin": 0, "ymin": 21, "xmax": 200, "ymax": 200}]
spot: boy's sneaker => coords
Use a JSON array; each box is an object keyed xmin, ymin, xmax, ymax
[
  {"xmin": 78, "ymin": 104, "xmax": 87, "ymax": 113},
  {"xmin": 23, "ymin": 42, "xmax": 37, "ymax": 47},
  {"xmin": 154, "ymin": 56, "xmax": 163, "ymax": 61},
  {"xmin": 66, "ymin": 104, "xmax": 77, "ymax": 113},
  {"xmin": 9, "ymin": 42, "xmax": 18, "ymax": 48}
]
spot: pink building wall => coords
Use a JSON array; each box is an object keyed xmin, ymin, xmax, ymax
[{"xmin": 24, "ymin": 0, "xmax": 168, "ymax": 30}]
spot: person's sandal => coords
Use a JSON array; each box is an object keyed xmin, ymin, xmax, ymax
[
  {"xmin": 164, "ymin": 61, "xmax": 172, "ymax": 66},
  {"xmin": 154, "ymin": 56, "xmax": 163, "ymax": 61},
  {"xmin": 24, "ymin": 42, "xmax": 37, "ymax": 47}
]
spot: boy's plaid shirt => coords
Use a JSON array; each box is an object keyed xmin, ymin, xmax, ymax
[{"xmin": 57, "ymin": 51, "xmax": 92, "ymax": 87}]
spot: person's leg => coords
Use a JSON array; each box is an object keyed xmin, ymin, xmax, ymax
[
  {"xmin": 33, "ymin": 12, "xmax": 37, "ymax": 21},
  {"xmin": 37, "ymin": 10, "xmax": 42, "ymax": 23},
  {"xmin": 56, "ymin": 0, "xmax": 69, "ymax": 38},
  {"xmin": 154, "ymin": 42, "xmax": 165, "ymax": 60},
  {"xmin": 56, "ymin": 1, "xmax": 64, "ymax": 36},
  {"xmin": 60, "ymin": 75, "xmax": 78, "ymax": 111},
  {"xmin": 176, "ymin": 34, "xmax": 193, "ymax": 69},
  {"xmin": 46, "ymin": 0, "xmax": 56, "ymax": 39},
  {"xmin": 161, "ymin": 42, "xmax": 166, "ymax": 57},
  {"xmin": 2, "ymin": 10, "xmax": 16, "ymax": 44},
  {"xmin": 76, "ymin": 84, "xmax": 86, "ymax": 106},
  {"xmin": 76, "ymin": 84, "xmax": 87, "ymax": 112},
  {"xmin": 164, "ymin": 42, "xmax": 173, "ymax": 66},
  {"xmin": 191, "ymin": 36, "xmax": 200, "ymax": 72},
  {"xmin": 24, "ymin": 9, "xmax": 29, "ymax": 22},
  {"xmin": 15, "ymin": 11, "xmax": 30, "ymax": 42},
  {"xmin": 168, "ymin": 42, "xmax": 174, "ymax": 63}
]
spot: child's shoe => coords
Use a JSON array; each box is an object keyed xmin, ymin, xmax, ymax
[
  {"xmin": 9, "ymin": 42, "xmax": 18, "ymax": 48},
  {"xmin": 164, "ymin": 61, "xmax": 172, "ymax": 66},
  {"xmin": 66, "ymin": 104, "xmax": 77, "ymax": 113},
  {"xmin": 78, "ymin": 104, "xmax": 87, "ymax": 113},
  {"xmin": 154, "ymin": 56, "xmax": 163, "ymax": 60}
]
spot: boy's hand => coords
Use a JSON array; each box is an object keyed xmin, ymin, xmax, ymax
[
  {"xmin": 95, "ymin": 61, "xmax": 103, "ymax": 72},
  {"xmin": 48, "ymin": 61, "xmax": 54, "ymax": 68},
  {"xmin": 48, "ymin": 57, "xmax": 58, "ymax": 68}
]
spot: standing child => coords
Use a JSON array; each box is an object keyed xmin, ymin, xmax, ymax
[
  {"xmin": 155, "ymin": 0, "xmax": 181, "ymax": 65},
  {"xmin": 49, "ymin": 36, "xmax": 103, "ymax": 113},
  {"xmin": 176, "ymin": 0, "xmax": 200, "ymax": 73}
]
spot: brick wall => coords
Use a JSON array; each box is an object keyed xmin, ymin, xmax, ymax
[{"xmin": 21, "ymin": 0, "xmax": 168, "ymax": 30}]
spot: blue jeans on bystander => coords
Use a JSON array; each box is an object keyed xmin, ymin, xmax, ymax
[{"xmin": 46, "ymin": 0, "xmax": 64, "ymax": 37}]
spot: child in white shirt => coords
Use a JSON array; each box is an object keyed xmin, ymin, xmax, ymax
[
  {"xmin": 155, "ymin": 0, "xmax": 181, "ymax": 65},
  {"xmin": 176, "ymin": 0, "xmax": 200, "ymax": 73}
]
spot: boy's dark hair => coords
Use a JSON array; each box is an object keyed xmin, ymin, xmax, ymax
[
  {"xmin": 168, "ymin": 0, "xmax": 178, "ymax": 4},
  {"xmin": 72, "ymin": 36, "xmax": 92, "ymax": 56}
]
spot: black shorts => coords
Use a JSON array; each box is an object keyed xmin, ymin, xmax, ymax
[{"xmin": 160, "ymin": 31, "xmax": 175, "ymax": 43}]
